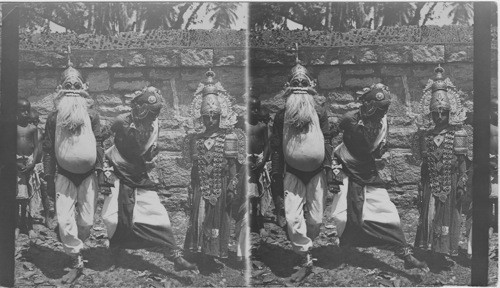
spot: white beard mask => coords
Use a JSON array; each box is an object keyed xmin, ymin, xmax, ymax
[
  {"xmin": 56, "ymin": 96, "xmax": 92, "ymax": 133},
  {"xmin": 284, "ymin": 92, "xmax": 317, "ymax": 131}
]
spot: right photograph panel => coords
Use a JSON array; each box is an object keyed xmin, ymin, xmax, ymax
[{"xmin": 247, "ymin": 2, "xmax": 498, "ymax": 286}]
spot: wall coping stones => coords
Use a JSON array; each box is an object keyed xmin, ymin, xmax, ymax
[
  {"xmin": 20, "ymin": 47, "xmax": 245, "ymax": 70},
  {"xmin": 20, "ymin": 29, "xmax": 246, "ymax": 52},
  {"xmin": 250, "ymin": 26, "xmax": 495, "ymax": 48}
]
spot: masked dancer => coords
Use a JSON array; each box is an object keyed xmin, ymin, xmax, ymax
[
  {"xmin": 331, "ymin": 83, "xmax": 428, "ymax": 271},
  {"xmin": 271, "ymin": 58, "xmax": 333, "ymax": 283},
  {"xmin": 100, "ymin": 86, "xmax": 198, "ymax": 273},
  {"xmin": 413, "ymin": 66, "xmax": 471, "ymax": 266},
  {"xmin": 42, "ymin": 55, "xmax": 105, "ymax": 283},
  {"xmin": 181, "ymin": 70, "xmax": 245, "ymax": 271}
]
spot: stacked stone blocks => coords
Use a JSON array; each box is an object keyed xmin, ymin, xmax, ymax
[
  {"xmin": 18, "ymin": 30, "xmax": 246, "ymax": 211},
  {"xmin": 250, "ymin": 27, "xmax": 497, "ymax": 196}
]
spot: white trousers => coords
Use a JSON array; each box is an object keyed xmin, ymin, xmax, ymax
[
  {"xmin": 101, "ymin": 178, "xmax": 173, "ymax": 240},
  {"xmin": 331, "ymin": 175, "xmax": 402, "ymax": 237},
  {"xmin": 284, "ymin": 171, "xmax": 326, "ymax": 253},
  {"xmin": 101, "ymin": 179, "xmax": 120, "ymax": 238},
  {"xmin": 55, "ymin": 173, "xmax": 97, "ymax": 255},
  {"xmin": 330, "ymin": 176, "xmax": 349, "ymax": 236},
  {"xmin": 236, "ymin": 218, "xmax": 249, "ymax": 258}
]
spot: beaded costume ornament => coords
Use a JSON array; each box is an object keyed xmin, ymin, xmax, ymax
[
  {"xmin": 189, "ymin": 69, "xmax": 237, "ymax": 129},
  {"xmin": 181, "ymin": 70, "xmax": 245, "ymax": 205},
  {"xmin": 418, "ymin": 65, "xmax": 467, "ymax": 127},
  {"xmin": 411, "ymin": 65, "xmax": 473, "ymax": 200}
]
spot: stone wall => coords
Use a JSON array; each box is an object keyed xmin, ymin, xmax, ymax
[
  {"xmin": 9, "ymin": 26, "xmax": 500, "ymax": 204},
  {"xmin": 250, "ymin": 26, "xmax": 498, "ymax": 195},
  {"xmin": 18, "ymin": 30, "xmax": 246, "ymax": 211}
]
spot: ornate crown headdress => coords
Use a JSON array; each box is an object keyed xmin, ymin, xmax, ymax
[
  {"xmin": 285, "ymin": 43, "xmax": 315, "ymax": 91},
  {"xmin": 189, "ymin": 69, "xmax": 237, "ymax": 129},
  {"xmin": 289, "ymin": 64, "xmax": 311, "ymax": 82},
  {"xmin": 418, "ymin": 65, "xmax": 467, "ymax": 126},
  {"xmin": 54, "ymin": 46, "xmax": 90, "ymax": 107},
  {"xmin": 60, "ymin": 46, "xmax": 85, "ymax": 85},
  {"xmin": 200, "ymin": 70, "xmax": 222, "ymax": 116}
]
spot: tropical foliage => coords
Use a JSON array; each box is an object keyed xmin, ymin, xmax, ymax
[
  {"xmin": 446, "ymin": 2, "xmax": 474, "ymax": 25},
  {"xmin": 19, "ymin": 2, "xmax": 241, "ymax": 35},
  {"xmin": 250, "ymin": 2, "xmax": 478, "ymax": 31}
]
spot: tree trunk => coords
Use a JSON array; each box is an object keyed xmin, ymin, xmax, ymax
[
  {"xmin": 184, "ymin": 3, "xmax": 204, "ymax": 29},
  {"xmin": 422, "ymin": 2, "xmax": 438, "ymax": 26},
  {"xmin": 90, "ymin": 4, "xmax": 95, "ymax": 32},
  {"xmin": 325, "ymin": 2, "xmax": 331, "ymax": 31},
  {"xmin": 172, "ymin": 3, "xmax": 191, "ymax": 29},
  {"xmin": 410, "ymin": 2, "xmax": 425, "ymax": 26}
]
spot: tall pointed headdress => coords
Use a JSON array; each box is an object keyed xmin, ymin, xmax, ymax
[
  {"xmin": 54, "ymin": 46, "xmax": 90, "ymax": 105},
  {"xmin": 189, "ymin": 69, "xmax": 237, "ymax": 128},
  {"xmin": 200, "ymin": 70, "xmax": 222, "ymax": 116},
  {"xmin": 286, "ymin": 43, "xmax": 315, "ymax": 89},
  {"xmin": 418, "ymin": 65, "xmax": 467, "ymax": 126},
  {"xmin": 60, "ymin": 46, "xmax": 85, "ymax": 88}
]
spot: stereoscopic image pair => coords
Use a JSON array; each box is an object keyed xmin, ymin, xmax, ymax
[{"xmin": 1, "ymin": 2, "xmax": 497, "ymax": 287}]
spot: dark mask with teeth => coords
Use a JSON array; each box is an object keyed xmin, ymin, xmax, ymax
[
  {"xmin": 358, "ymin": 83, "xmax": 391, "ymax": 120},
  {"xmin": 55, "ymin": 66, "xmax": 90, "ymax": 101}
]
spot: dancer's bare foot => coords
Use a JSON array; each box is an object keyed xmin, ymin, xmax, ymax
[
  {"xmin": 404, "ymin": 254, "xmax": 429, "ymax": 272},
  {"xmin": 290, "ymin": 265, "xmax": 312, "ymax": 283},
  {"xmin": 431, "ymin": 253, "xmax": 454, "ymax": 269},
  {"xmin": 276, "ymin": 210, "xmax": 287, "ymax": 228},
  {"xmin": 61, "ymin": 253, "xmax": 84, "ymax": 284},
  {"xmin": 174, "ymin": 256, "xmax": 199, "ymax": 274},
  {"xmin": 213, "ymin": 257, "xmax": 225, "ymax": 270},
  {"xmin": 172, "ymin": 250, "xmax": 199, "ymax": 274},
  {"xmin": 289, "ymin": 251, "xmax": 314, "ymax": 283},
  {"xmin": 28, "ymin": 230, "xmax": 37, "ymax": 244},
  {"xmin": 61, "ymin": 268, "xmax": 82, "ymax": 284},
  {"xmin": 259, "ymin": 228, "xmax": 268, "ymax": 238},
  {"xmin": 43, "ymin": 215, "xmax": 51, "ymax": 228}
]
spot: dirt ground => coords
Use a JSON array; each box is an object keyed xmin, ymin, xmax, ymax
[
  {"xmin": 14, "ymin": 191, "xmax": 498, "ymax": 287},
  {"xmin": 250, "ymin": 193, "xmax": 498, "ymax": 287},
  {"xmin": 14, "ymin": 195, "xmax": 247, "ymax": 288}
]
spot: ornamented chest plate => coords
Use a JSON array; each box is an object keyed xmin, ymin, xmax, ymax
[
  {"xmin": 204, "ymin": 138, "xmax": 215, "ymax": 150},
  {"xmin": 196, "ymin": 134, "xmax": 225, "ymax": 205},
  {"xmin": 425, "ymin": 131, "xmax": 455, "ymax": 203}
]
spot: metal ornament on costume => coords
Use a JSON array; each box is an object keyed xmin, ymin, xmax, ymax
[
  {"xmin": 130, "ymin": 86, "xmax": 163, "ymax": 120},
  {"xmin": 189, "ymin": 69, "xmax": 237, "ymax": 129},
  {"xmin": 418, "ymin": 65, "xmax": 471, "ymax": 202},
  {"xmin": 224, "ymin": 133, "xmax": 239, "ymax": 157},
  {"xmin": 418, "ymin": 65, "xmax": 467, "ymax": 127}
]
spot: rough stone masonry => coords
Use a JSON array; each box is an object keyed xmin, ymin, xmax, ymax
[
  {"xmin": 10, "ymin": 26, "xmax": 500, "ymax": 209},
  {"xmin": 250, "ymin": 26, "xmax": 497, "ymax": 198},
  {"xmin": 17, "ymin": 30, "xmax": 246, "ymax": 212}
]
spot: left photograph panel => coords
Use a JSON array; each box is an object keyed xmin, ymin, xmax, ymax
[{"xmin": 7, "ymin": 2, "xmax": 248, "ymax": 286}]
